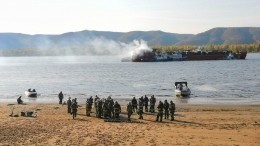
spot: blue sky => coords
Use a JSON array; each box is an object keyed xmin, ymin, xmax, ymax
[{"xmin": 0, "ymin": 0, "xmax": 259, "ymax": 34}]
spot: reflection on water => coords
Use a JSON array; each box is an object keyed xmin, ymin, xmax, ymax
[{"xmin": 175, "ymin": 96, "xmax": 191, "ymax": 104}]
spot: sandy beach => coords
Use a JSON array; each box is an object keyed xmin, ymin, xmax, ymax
[{"xmin": 0, "ymin": 103, "xmax": 259, "ymax": 146}]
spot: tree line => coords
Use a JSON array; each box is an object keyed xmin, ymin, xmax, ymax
[
  {"xmin": 152, "ymin": 44, "xmax": 260, "ymax": 53},
  {"xmin": 0, "ymin": 43, "xmax": 260, "ymax": 56}
]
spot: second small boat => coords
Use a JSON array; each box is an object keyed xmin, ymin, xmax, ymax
[
  {"xmin": 25, "ymin": 88, "xmax": 37, "ymax": 97},
  {"xmin": 175, "ymin": 82, "xmax": 191, "ymax": 97}
]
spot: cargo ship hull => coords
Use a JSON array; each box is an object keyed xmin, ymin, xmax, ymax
[
  {"xmin": 130, "ymin": 50, "xmax": 247, "ymax": 62},
  {"xmin": 182, "ymin": 51, "xmax": 229, "ymax": 61}
]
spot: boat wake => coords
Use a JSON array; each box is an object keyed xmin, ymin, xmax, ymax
[{"xmin": 195, "ymin": 85, "xmax": 218, "ymax": 92}]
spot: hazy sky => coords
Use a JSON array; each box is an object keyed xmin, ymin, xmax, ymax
[{"xmin": 0, "ymin": 0, "xmax": 259, "ymax": 34}]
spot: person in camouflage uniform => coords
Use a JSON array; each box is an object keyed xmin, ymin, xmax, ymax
[
  {"xmin": 86, "ymin": 99, "xmax": 91, "ymax": 116},
  {"xmin": 107, "ymin": 96, "xmax": 114, "ymax": 118},
  {"xmin": 114, "ymin": 101, "xmax": 121, "ymax": 118},
  {"xmin": 127, "ymin": 102, "xmax": 133, "ymax": 121},
  {"xmin": 164, "ymin": 100, "xmax": 169, "ymax": 119},
  {"xmin": 138, "ymin": 97, "xmax": 144, "ymax": 119},
  {"xmin": 102, "ymin": 99, "xmax": 110, "ymax": 118},
  {"xmin": 94, "ymin": 95, "xmax": 100, "ymax": 114},
  {"xmin": 95, "ymin": 99, "xmax": 102, "ymax": 118},
  {"xmin": 169, "ymin": 101, "xmax": 176, "ymax": 121},
  {"xmin": 149, "ymin": 95, "xmax": 156, "ymax": 113},
  {"xmin": 131, "ymin": 97, "xmax": 138, "ymax": 112},
  {"xmin": 67, "ymin": 97, "xmax": 72, "ymax": 114},
  {"xmin": 88, "ymin": 96, "xmax": 93, "ymax": 113},
  {"xmin": 71, "ymin": 99, "xmax": 78, "ymax": 119},
  {"xmin": 144, "ymin": 95, "xmax": 149, "ymax": 112},
  {"xmin": 156, "ymin": 101, "xmax": 164, "ymax": 122}
]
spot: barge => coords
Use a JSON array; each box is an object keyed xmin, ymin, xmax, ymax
[{"xmin": 130, "ymin": 49, "xmax": 247, "ymax": 62}]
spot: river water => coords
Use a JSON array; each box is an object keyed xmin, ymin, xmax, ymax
[{"xmin": 0, "ymin": 54, "xmax": 260, "ymax": 104}]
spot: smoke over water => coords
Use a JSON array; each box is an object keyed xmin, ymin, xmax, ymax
[
  {"xmin": 120, "ymin": 40, "xmax": 152, "ymax": 58},
  {"xmin": 29, "ymin": 36, "xmax": 152, "ymax": 58}
]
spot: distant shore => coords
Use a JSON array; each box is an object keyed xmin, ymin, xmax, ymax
[{"xmin": 0, "ymin": 103, "xmax": 259, "ymax": 145}]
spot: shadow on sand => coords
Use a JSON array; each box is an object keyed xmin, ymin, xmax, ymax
[{"xmin": 73, "ymin": 111, "xmax": 200, "ymax": 125}]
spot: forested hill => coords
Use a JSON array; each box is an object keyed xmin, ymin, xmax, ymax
[
  {"xmin": 177, "ymin": 27, "xmax": 260, "ymax": 45},
  {"xmin": 0, "ymin": 30, "xmax": 193, "ymax": 50},
  {"xmin": 0, "ymin": 27, "xmax": 260, "ymax": 50}
]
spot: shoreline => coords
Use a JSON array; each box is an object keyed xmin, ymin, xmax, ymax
[
  {"xmin": 1, "ymin": 95, "xmax": 260, "ymax": 105},
  {"xmin": 0, "ymin": 103, "xmax": 259, "ymax": 145}
]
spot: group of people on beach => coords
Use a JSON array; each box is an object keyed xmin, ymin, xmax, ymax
[
  {"xmin": 59, "ymin": 91, "xmax": 176, "ymax": 122},
  {"xmin": 16, "ymin": 90, "xmax": 176, "ymax": 122},
  {"xmin": 130, "ymin": 95, "xmax": 176, "ymax": 122},
  {"xmin": 58, "ymin": 91, "xmax": 79, "ymax": 119}
]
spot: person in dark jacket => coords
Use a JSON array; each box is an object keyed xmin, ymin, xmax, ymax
[
  {"xmin": 164, "ymin": 100, "xmax": 169, "ymax": 119},
  {"xmin": 149, "ymin": 95, "xmax": 156, "ymax": 113},
  {"xmin": 88, "ymin": 96, "xmax": 94, "ymax": 112},
  {"xmin": 102, "ymin": 99, "xmax": 110, "ymax": 118},
  {"xmin": 67, "ymin": 97, "xmax": 72, "ymax": 113},
  {"xmin": 107, "ymin": 96, "xmax": 114, "ymax": 118},
  {"xmin": 71, "ymin": 99, "xmax": 78, "ymax": 119},
  {"xmin": 127, "ymin": 102, "xmax": 133, "ymax": 121},
  {"xmin": 86, "ymin": 98, "xmax": 91, "ymax": 116},
  {"xmin": 131, "ymin": 97, "xmax": 138, "ymax": 112},
  {"xmin": 96, "ymin": 99, "xmax": 103, "ymax": 118},
  {"xmin": 138, "ymin": 98, "xmax": 144, "ymax": 119},
  {"xmin": 156, "ymin": 101, "xmax": 164, "ymax": 122},
  {"xmin": 58, "ymin": 91, "xmax": 64, "ymax": 104},
  {"xmin": 169, "ymin": 101, "xmax": 176, "ymax": 121},
  {"xmin": 144, "ymin": 95, "xmax": 149, "ymax": 112},
  {"xmin": 139, "ymin": 96, "xmax": 144, "ymax": 112},
  {"xmin": 17, "ymin": 96, "xmax": 23, "ymax": 104},
  {"xmin": 114, "ymin": 101, "xmax": 121, "ymax": 118},
  {"xmin": 94, "ymin": 95, "xmax": 100, "ymax": 113}
]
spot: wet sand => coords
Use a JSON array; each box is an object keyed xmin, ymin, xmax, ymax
[{"xmin": 0, "ymin": 103, "xmax": 259, "ymax": 145}]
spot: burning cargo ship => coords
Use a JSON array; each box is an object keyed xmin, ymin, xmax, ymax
[{"xmin": 131, "ymin": 49, "xmax": 247, "ymax": 62}]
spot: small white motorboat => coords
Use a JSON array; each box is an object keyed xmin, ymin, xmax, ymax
[
  {"xmin": 25, "ymin": 89, "xmax": 37, "ymax": 97},
  {"xmin": 175, "ymin": 82, "xmax": 191, "ymax": 97}
]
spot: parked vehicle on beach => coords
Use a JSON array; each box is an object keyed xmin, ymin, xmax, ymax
[
  {"xmin": 25, "ymin": 88, "xmax": 37, "ymax": 97},
  {"xmin": 175, "ymin": 82, "xmax": 191, "ymax": 97}
]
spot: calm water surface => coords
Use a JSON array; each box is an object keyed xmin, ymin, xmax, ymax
[{"xmin": 0, "ymin": 54, "xmax": 260, "ymax": 104}]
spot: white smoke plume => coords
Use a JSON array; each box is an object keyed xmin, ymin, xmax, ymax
[
  {"xmin": 120, "ymin": 40, "xmax": 152, "ymax": 58},
  {"xmin": 33, "ymin": 36, "xmax": 152, "ymax": 58}
]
